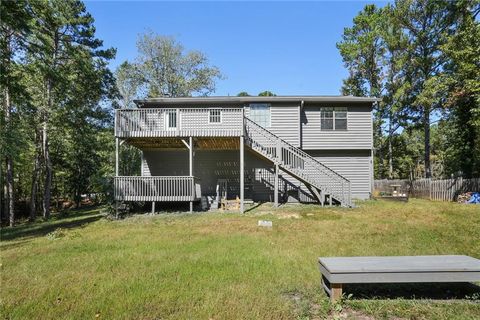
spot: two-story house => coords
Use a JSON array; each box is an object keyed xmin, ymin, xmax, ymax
[{"xmin": 114, "ymin": 96, "xmax": 379, "ymax": 212}]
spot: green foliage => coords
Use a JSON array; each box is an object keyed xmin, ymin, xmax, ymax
[
  {"xmin": 114, "ymin": 61, "xmax": 142, "ymax": 109},
  {"xmin": 337, "ymin": 4, "xmax": 385, "ymax": 98},
  {"xmin": 236, "ymin": 91, "xmax": 250, "ymax": 97},
  {"xmin": 1, "ymin": 0, "xmax": 116, "ymax": 222},
  {"xmin": 128, "ymin": 32, "xmax": 223, "ymax": 98},
  {"xmin": 337, "ymin": 4, "xmax": 394, "ymax": 178},
  {"xmin": 339, "ymin": 0, "xmax": 480, "ymax": 179},
  {"xmin": 429, "ymin": 1, "xmax": 480, "ymax": 177},
  {"xmin": 258, "ymin": 91, "xmax": 276, "ymax": 97}
]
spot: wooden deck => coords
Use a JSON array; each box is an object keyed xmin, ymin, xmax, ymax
[
  {"xmin": 115, "ymin": 108, "xmax": 244, "ymax": 138},
  {"xmin": 319, "ymin": 255, "xmax": 480, "ymax": 301},
  {"xmin": 114, "ymin": 176, "xmax": 201, "ymax": 202}
]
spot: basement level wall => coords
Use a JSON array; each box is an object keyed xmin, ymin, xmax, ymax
[
  {"xmin": 142, "ymin": 149, "xmax": 371, "ymax": 201},
  {"xmin": 307, "ymin": 150, "xmax": 372, "ymax": 200}
]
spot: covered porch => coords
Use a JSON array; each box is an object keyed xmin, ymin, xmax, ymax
[{"xmin": 114, "ymin": 135, "xmax": 251, "ymax": 213}]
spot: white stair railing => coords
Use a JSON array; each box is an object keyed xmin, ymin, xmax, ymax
[{"xmin": 244, "ymin": 118, "xmax": 351, "ymax": 207}]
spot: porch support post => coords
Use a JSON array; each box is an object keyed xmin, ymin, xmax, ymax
[
  {"xmin": 115, "ymin": 137, "xmax": 119, "ymax": 176},
  {"xmin": 189, "ymin": 136, "xmax": 193, "ymax": 213},
  {"xmin": 115, "ymin": 137, "xmax": 119, "ymax": 218},
  {"xmin": 274, "ymin": 164, "xmax": 279, "ymax": 207},
  {"xmin": 240, "ymin": 136, "xmax": 244, "ymax": 213},
  {"xmin": 151, "ymin": 201, "xmax": 155, "ymax": 214}
]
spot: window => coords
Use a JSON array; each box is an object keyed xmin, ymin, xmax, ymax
[
  {"xmin": 165, "ymin": 109, "xmax": 177, "ymax": 129},
  {"xmin": 320, "ymin": 107, "xmax": 334, "ymax": 130},
  {"xmin": 249, "ymin": 104, "xmax": 271, "ymax": 127},
  {"xmin": 320, "ymin": 107, "xmax": 348, "ymax": 130},
  {"xmin": 334, "ymin": 107, "xmax": 347, "ymax": 130},
  {"xmin": 209, "ymin": 109, "xmax": 221, "ymax": 123}
]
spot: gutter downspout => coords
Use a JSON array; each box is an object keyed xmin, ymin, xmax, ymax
[{"xmin": 299, "ymin": 100, "xmax": 304, "ymax": 149}]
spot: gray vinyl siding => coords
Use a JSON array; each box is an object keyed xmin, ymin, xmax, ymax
[
  {"xmin": 142, "ymin": 148, "xmax": 371, "ymax": 202},
  {"xmin": 246, "ymin": 103, "xmax": 300, "ymax": 147},
  {"xmin": 269, "ymin": 103, "xmax": 300, "ymax": 147},
  {"xmin": 145, "ymin": 101, "xmax": 372, "ymax": 150},
  {"xmin": 301, "ymin": 104, "xmax": 373, "ymax": 150},
  {"xmin": 306, "ymin": 150, "xmax": 372, "ymax": 200}
]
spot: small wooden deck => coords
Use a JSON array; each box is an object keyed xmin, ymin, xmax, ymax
[{"xmin": 319, "ymin": 255, "xmax": 480, "ymax": 301}]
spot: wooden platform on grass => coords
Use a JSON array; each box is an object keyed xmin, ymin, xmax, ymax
[{"xmin": 318, "ymin": 255, "xmax": 480, "ymax": 301}]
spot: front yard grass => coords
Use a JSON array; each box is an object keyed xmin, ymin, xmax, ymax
[{"xmin": 1, "ymin": 199, "xmax": 479, "ymax": 319}]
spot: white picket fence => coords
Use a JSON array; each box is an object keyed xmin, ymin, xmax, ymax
[{"xmin": 374, "ymin": 177, "xmax": 480, "ymax": 202}]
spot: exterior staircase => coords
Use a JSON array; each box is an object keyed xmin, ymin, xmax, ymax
[{"xmin": 244, "ymin": 117, "xmax": 352, "ymax": 207}]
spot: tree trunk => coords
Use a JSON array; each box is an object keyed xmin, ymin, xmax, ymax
[
  {"xmin": 3, "ymin": 181, "xmax": 8, "ymax": 221},
  {"xmin": 376, "ymin": 123, "xmax": 384, "ymax": 179},
  {"xmin": 388, "ymin": 113, "xmax": 393, "ymax": 179},
  {"xmin": 4, "ymin": 82, "xmax": 15, "ymax": 227},
  {"xmin": 6, "ymin": 158, "xmax": 14, "ymax": 227},
  {"xmin": 42, "ymin": 109, "xmax": 52, "ymax": 219},
  {"xmin": 42, "ymin": 76, "xmax": 53, "ymax": 219},
  {"xmin": 30, "ymin": 131, "xmax": 41, "ymax": 221},
  {"xmin": 42, "ymin": 29, "xmax": 59, "ymax": 220},
  {"xmin": 424, "ymin": 107, "xmax": 431, "ymax": 178},
  {"xmin": 3, "ymin": 32, "xmax": 15, "ymax": 226}
]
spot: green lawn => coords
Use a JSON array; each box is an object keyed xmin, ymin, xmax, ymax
[{"xmin": 1, "ymin": 199, "xmax": 479, "ymax": 319}]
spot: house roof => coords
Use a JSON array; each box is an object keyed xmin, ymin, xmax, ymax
[{"xmin": 134, "ymin": 95, "xmax": 381, "ymax": 107}]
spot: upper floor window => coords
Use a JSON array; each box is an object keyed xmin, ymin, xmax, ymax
[
  {"xmin": 320, "ymin": 107, "xmax": 347, "ymax": 130},
  {"xmin": 249, "ymin": 104, "xmax": 271, "ymax": 128},
  {"xmin": 209, "ymin": 109, "xmax": 221, "ymax": 123}
]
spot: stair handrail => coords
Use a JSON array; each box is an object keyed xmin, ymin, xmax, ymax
[
  {"xmin": 244, "ymin": 117, "xmax": 349, "ymax": 183},
  {"xmin": 244, "ymin": 117, "xmax": 351, "ymax": 205}
]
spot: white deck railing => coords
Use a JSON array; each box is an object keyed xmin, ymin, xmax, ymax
[
  {"xmin": 114, "ymin": 176, "xmax": 201, "ymax": 202},
  {"xmin": 115, "ymin": 108, "xmax": 244, "ymax": 138}
]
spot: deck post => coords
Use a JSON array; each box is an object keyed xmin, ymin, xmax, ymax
[
  {"xmin": 240, "ymin": 136, "xmax": 244, "ymax": 213},
  {"xmin": 151, "ymin": 201, "xmax": 155, "ymax": 214},
  {"xmin": 274, "ymin": 164, "xmax": 279, "ymax": 207},
  {"xmin": 189, "ymin": 136, "xmax": 193, "ymax": 213},
  {"xmin": 115, "ymin": 137, "xmax": 119, "ymax": 176},
  {"xmin": 115, "ymin": 137, "xmax": 119, "ymax": 217}
]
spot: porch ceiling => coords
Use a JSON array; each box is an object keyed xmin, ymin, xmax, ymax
[{"xmin": 124, "ymin": 137, "xmax": 240, "ymax": 150}]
